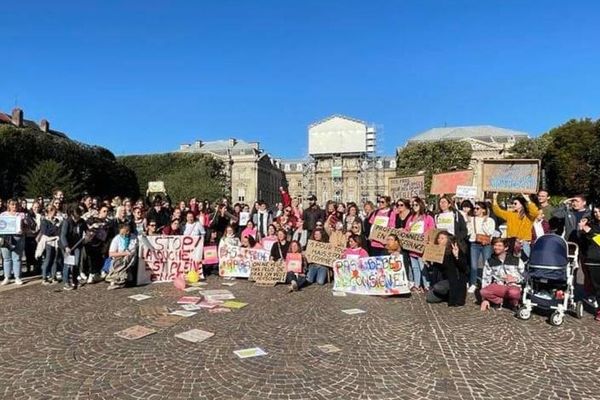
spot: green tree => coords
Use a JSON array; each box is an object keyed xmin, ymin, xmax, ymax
[
  {"xmin": 508, "ymin": 136, "xmax": 552, "ymax": 160},
  {"xmin": 396, "ymin": 140, "xmax": 473, "ymax": 193},
  {"xmin": 23, "ymin": 160, "xmax": 83, "ymax": 200},
  {"xmin": 118, "ymin": 153, "xmax": 227, "ymax": 202}
]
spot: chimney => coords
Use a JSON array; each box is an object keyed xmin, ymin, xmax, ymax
[
  {"xmin": 40, "ymin": 119, "xmax": 50, "ymax": 133},
  {"xmin": 228, "ymin": 138, "xmax": 237, "ymax": 147},
  {"xmin": 194, "ymin": 140, "xmax": 203, "ymax": 148},
  {"xmin": 11, "ymin": 108, "xmax": 23, "ymax": 127}
]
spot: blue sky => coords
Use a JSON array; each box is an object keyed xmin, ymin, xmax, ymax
[{"xmin": 2, "ymin": 1, "xmax": 599, "ymax": 159}]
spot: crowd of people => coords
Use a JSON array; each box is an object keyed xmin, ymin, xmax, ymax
[{"xmin": 1, "ymin": 186, "xmax": 599, "ymax": 320}]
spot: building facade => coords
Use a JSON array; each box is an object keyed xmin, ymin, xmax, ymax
[{"xmin": 178, "ymin": 139, "xmax": 284, "ymax": 206}]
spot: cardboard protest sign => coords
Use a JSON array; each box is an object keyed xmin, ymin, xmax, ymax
[
  {"xmin": 115, "ymin": 325, "xmax": 156, "ymax": 340},
  {"xmin": 218, "ymin": 243, "xmax": 269, "ymax": 278},
  {"xmin": 368, "ymin": 225, "xmax": 426, "ymax": 253},
  {"xmin": 285, "ymin": 253, "xmax": 303, "ymax": 273},
  {"xmin": 456, "ymin": 185, "xmax": 477, "ymax": 198},
  {"xmin": 422, "ymin": 244, "xmax": 446, "ymax": 264},
  {"xmin": 305, "ymin": 240, "xmax": 345, "ymax": 267},
  {"xmin": 203, "ymin": 246, "xmax": 218, "ymax": 264},
  {"xmin": 249, "ymin": 261, "xmax": 287, "ymax": 285},
  {"xmin": 147, "ymin": 181, "xmax": 166, "ymax": 193},
  {"xmin": 238, "ymin": 212, "xmax": 250, "ymax": 226},
  {"xmin": 261, "ymin": 238, "xmax": 276, "ymax": 253},
  {"xmin": 0, "ymin": 215, "xmax": 22, "ymax": 235},
  {"xmin": 482, "ymin": 159, "xmax": 540, "ymax": 194},
  {"xmin": 137, "ymin": 235, "xmax": 204, "ymax": 285},
  {"xmin": 388, "ymin": 175, "xmax": 426, "ymax": 200},
  {"xmin": 430, "ymin": 170, "xmax": 474, "ymax": 195},
  {"xmin": 333, "ymin": 255, "xmax": 410, "ymax": 295}
]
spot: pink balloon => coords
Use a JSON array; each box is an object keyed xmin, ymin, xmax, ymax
[{"xmin": 174, "ymin": 275, "xmax": 186, "ymax": 290}]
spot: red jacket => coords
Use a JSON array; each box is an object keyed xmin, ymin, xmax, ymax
[{"xmin": 280, "ymin": 189, "xmax": 291, "ymax": 208}]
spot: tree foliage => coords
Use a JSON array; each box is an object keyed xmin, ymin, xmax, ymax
[
  {"xmin": 396, "ymin": 141, "xmax": 473, "ymax": 193},
  {"xmin": 23, "ymin": 160, "xmax": 83, "ymax": 200},
  {"xmin": 0, "ymin": 125, "xmax": 139, "ymax": 200},
  {"xmin": 118, "ymin": 153, "xmax": 227, "ymax": 202}
]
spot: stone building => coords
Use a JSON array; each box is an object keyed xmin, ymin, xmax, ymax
[
  {"xmin": 0, "ymin": 107, "xmax": 68, "ymax": 138},
  {"xmin": 282, "ymin": 115, "xmax": 397, "ymax": 205},
  {"xmin": 178, "ymin": 139, "xmax": 284, "ymax": 206}
]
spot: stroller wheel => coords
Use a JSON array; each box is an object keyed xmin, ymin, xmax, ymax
[
  {"xmin": 516, "ymin": 307, "xmax": 531, "ymax": 320},
  {"xmin": 575, "ymin": 301, "xmax": 584, "ymax": 319},
  {"xmin": 550, "ymin": 311, "xmax": 564, "ymax": 326}
]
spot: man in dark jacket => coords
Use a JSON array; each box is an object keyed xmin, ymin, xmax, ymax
[
  {"xmin": 302, "ymin": 195, "xmax": 325, "ymax": 237},
  {"xmin": 60, "ymin": 206, "xmax": 88, "ymax": 290},
  {"xmin": 553, "ymin": 195, "xmax": 591, "ymax": 242},
  {"xmin": 146, "ymin": 197, "xmax": 171, "ymax": 232}
]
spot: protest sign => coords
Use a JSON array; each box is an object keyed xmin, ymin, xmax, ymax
[
  {"xmin": 238, "ymin": 212, "xmax": 251, "ymax": 226},
  {"xmin": 481, "ymin": 159, "xmax": 540, "ymax": 194},
  {"xmin": 249, "ymin": 261, "xmax": 287, "ymax": 285},
  {"xmin": 333, "ymin": 255, "xmax": 410, "ymax": 295},
  {"xmin": 203, "ymin": 246, "xmax": 218, "ymax": 264},
  {"xmin": 147, "ymin": 181, "xmax": 166, "ymax": 193},
  {"xmin": 261, "ymin": 238, "xmax": 276, "ymax": 253},
  {"xmin": 422, "ymin": 244, "xmax": 446, "ymax": 264},
  {"xmin": 368, "ymin": 225, "xmax": 426, "ymax": 253},
  {"xmin": 305, "ymin": 240, "xmax": 345, "ymax": 267},
  {"xmin": 0, "ymin": 215, "xmax": 22, "ymax": 235},
  {"xmin": 218, "ymin": 243, "xmax": 269, "ymax": 278},
  {"xmin": 456, "ymin": 185, "xmax": 477, "ymax": 198},
  {"xmin": 430, "ymin": 170, "xmax": 474, "ymax": 195},
  {"xmin": 388, "ymin": 175, "xmax": 426, "ymax": 200},
  {"xmin": 137, "ymin": 235, "xmax": 204, "ymax": 285},
  {"xmin": 285, "ymin": 253, "xmax": 303, "ymax": 273}
]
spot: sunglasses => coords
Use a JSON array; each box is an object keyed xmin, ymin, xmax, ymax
[
  {"xmin": 412, "ymin": 204, "xmax": 419, "ymax": 207},
  {"xmin": 474, "ymin": 207, "xmax": 481, "ymax": 210},
  {"xmin": 148, "ymin": 224, "xmax": 156, "ymax": 227}
]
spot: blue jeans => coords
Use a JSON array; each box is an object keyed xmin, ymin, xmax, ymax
[
  {"xmin": 306, "ymin": 265, "xmax": 328, "ymax": 285},
  {"xmin": 1, "ymin": 239, "xmax": 24, "ymax": 280},
  {"xmin": 41, "ymin": 245, "xmax": 58, "ymax": 280},
  {"xmin": 62, "ymin": 248, "xmax": 81, "ymax": 287},
  {"xmin": 469, "ymin": 242, "xmax": 492, "ymax": 286},
  {"xmin": 410, "ymin": 256, "xmax": 429, "ymax": 289}
]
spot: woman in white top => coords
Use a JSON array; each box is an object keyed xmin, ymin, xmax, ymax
[
  {"xmin": 106, "ymin": 223, "xmax": 138, "ymax": 290},
  {"xmin": 467, "ymin": 201, "xmax": 496, "ymax": 293},
  {"xmin": 0, "ymin": 199, "xmax": 26, "ymax": 285}
]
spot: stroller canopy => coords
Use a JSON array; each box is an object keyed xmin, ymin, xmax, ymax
[{"xmin": 529, "ymin": 234, "xmax": 569, "ymax": 268}]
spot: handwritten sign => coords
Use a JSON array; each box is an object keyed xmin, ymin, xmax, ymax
[
  {"xmin": 388, "ymin": 175, "xmax": 426, "ymax": 200},
  {"xmin": 368, "ymin": 225, "xmax": 426, "ymax": 253},
  {"xmin": 249, "ymin": 261, "xmax": 287, "ymax": 285},
  {"xmin": 456, "ymin": 185, "xmax": 477, "ymax": 198},
  {"xmin": 285, "ymin": 253, "xmax": 303, "ymax": 273},
  {"xmin": 218, "ymin": 242, "xmax": 269, "ymax": 278},
  {"xmin": 203, "ymin": 245, "xmax": 218, "ymax": 264},
  {"xmin": 305, "ymin": 240, "xmax": 345, "ymax": 267},
  {"xmin": 422, "ymin": 244, "xmax": 446, "ymax": 264},
  {"xmin": 430, "ymin": 170, "xmax": 474, "ymax": 195},
  {"xmin": 147, "ymin": 181, "xmax": 166, "ymax": 193},
  {"xmin": 482, "ymin": 159, "xmax": 540, "ymax": 194},
  {"xmin": 137, "ymin": 235, "xmax": 204, "ymax": 285},
  {"xmin": 333, "ymin": 255, "xmax": 410, "ymax": 295},
  {"xmin": 0, "ymin": 215, "xmax": 22, "ymax": 235},
  {"xmin": 239, "ymin": 212, "xmax": 250, "ymax": 226}
]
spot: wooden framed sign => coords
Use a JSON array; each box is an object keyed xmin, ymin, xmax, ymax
[{"xmin": 481, "ymin": 159, "xmax": 540, "ymax": 194}]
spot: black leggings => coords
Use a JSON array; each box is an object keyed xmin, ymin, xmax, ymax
[{"xmin": 586, "ymin": 264, "xmax": 600, "ymax": 299}]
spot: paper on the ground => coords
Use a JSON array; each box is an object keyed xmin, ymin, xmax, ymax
[
  {"xmin": 341, "ymin": 308, "xmax": 366, "ymax": 315},
  {"xmin": 115, "ymin": 325, "xmax": 156, "ymax": 340},
  {"xmin": 184, "ymin": 287, "xmax": 202, "ymax": 293},
  {"xmin": 221, "ymin": 282, "xmax": 237, "ymax": 287},
  {"xmin": 332, "ymin": 291, "xmax": 347, "ymax": 297},
  {"xmin": 181, "ymin": 304, "xmax": 203, "ymax": 311},
  {"xmin": 129, "ymin": 294, "xmax": 152, "ymax": 301},
  {"xmin": 209, "ymin": 307, "xmax": 231, "ymax": 313},
  {"xmin": 203, "ymin": 290, "xmax": 235, "ymax": 301},
  {"xmin": 177, "ymin": 296, "xmax": 202, "ymax": 304},
  {"xmin": 317, "ymin": 344, "xmax": 341, "ymax": 353},
  {"xmin": 222, "ymin": 300, "xmax": 248, "ymax": 309},
  {"xmin": 190, "ymin": 282, "xmax": 208, "ymax": 287},
  {"xmin": 170, "ymin": 310, "xmax": 197, "ymax": 317},
  {"xmin": 234, "ymin": 347, "xmax": 267, "ymax": 359},
  {"xmin": 198, "ymin": 300, "xmax": 221, "ymax": 309},
  {"xmin": 175, "ymin": 329, "xmax": 214, "ymax": 343}
]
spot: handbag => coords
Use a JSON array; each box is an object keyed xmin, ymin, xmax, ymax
[{"xmin": 474, "ymin": 217, "xmax": 492, "ymax": 246}]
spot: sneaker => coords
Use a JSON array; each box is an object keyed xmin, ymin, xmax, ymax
[
  {"xmin": 467, "ymin": 285, "xmax": 477, "ymax": 294},
  {"xmin": 42, "ymin": 279, "xmax": 51, "ymax": 286},
  {"xmin": 79, "ymin": 273, "xmax": 88, "ymax": 281},
  {"xmin": 100, "ymin": 271, "xmax": 107, "ymax": 279},
  {"xmin": 291, "ymin": 280, "xmax": 299, "ymax": 292},
  {"xmin": 50, "ymin": 279, "xmax": 58, "ymax": 285},
  {"xmin": 63, "ymin": 285, "xmax": 74, "ymax": 291},
  {"xmin": 14, "ymin": 278, "xmax": 23, "ymax": 285},
  {"xmin": 107, "ymin": 283, "xmax": 121, "ymax": 291},
  {"xmin": 87, "ymin": 275, "xmax": 95, "ymax": 284},
  {"xmin": 1, "ymin": 278, "xmax": 9, "ymax": 286}
]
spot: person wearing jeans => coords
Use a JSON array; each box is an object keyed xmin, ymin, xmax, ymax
[
  {"xmin": 467, "ymin": 201, "xmax": 496, "ymax": 293},
  {"xmin": 306, "ymin": 264, "xmax": 328, "ymax": 285},
  {"xmin": 1, "ymin": 199, "xmax": 26, "ymax": 285}
]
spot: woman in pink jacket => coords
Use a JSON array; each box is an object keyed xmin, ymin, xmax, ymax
[
  {"xmin": 368, "ymin": 196, "xmax": 398, "ymax": 257},
  {"xmin": 404, "ymin": 197, "xmax": 435, "ymax": 292}
]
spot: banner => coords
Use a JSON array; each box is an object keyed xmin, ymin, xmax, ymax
[
  {"xmin": 456, "ymin": 185, "xmax": 477, "ymax": 198},
  {"xmin": 305, "ymin": 240, "xmax": 345, "ymax": 267},
  {"xmin": 388, "ymin": 175, "xmax": 426, "ymax": 200},
  {"xmin": 147, "ymin": 181, "xmax": 166, "ymax": 193},
  {"xmin": 368, "ymin": 225, "xmax": 426, "ymax": 253},
  {"xmin": 137, "ymin": 235, "xmax": 204, "ymax": 285},
  {"xmin": 219, "ymin": 242, "xmax": 270, "ymax": 278},
  {"xmin": 285, "ymin": 253, "xmax": 303, "ymax": 273},
  {"xmin": 430, "ymin": 170, "xmax": 474, "ymax": 195},
  {"xmin": 249, "ymin": 261, "xmax": 287, "ymax": 285},
  {"xmin": 0, "ymin": 215, "xmax": 22, "ymax": 235},
  {"xmin": 333, "ymin": 255, "xmax": 410, "ymax": 295},
  {"xmin": 481, "ymin": 159, "xmax": 540, "ymax": 194}
]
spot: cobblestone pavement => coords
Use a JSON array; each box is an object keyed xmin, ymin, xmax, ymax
[{"xmin": 1, "ymin": 276, "xmax": 599, "ymax": 400}]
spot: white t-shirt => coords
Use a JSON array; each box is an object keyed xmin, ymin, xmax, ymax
[{"xmin": 109, "ymin": 234, "xmax": 138, "ymax": 254}]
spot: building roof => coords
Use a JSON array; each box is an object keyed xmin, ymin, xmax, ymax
[
  {"xmin": 408, "ymin": 125, "xmax": 529, "ymax": 144},
  {"xmin": 0, "ymin": 110, "xmax": 68, "ymax": 139},
  {"xmin": 308, "ymin": 114, "xmax": 367, "ymax": 129},
  {"xmin": 179, "ymin": 138, "xmax": 261, "ymax": 156}
]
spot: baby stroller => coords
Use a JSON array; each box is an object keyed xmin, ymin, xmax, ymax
[{"xmin": 516, "ymin": 234, "xmax": 583, "ymax": 326}]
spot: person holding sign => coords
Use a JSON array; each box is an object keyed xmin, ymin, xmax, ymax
[
  {"xmin": 284, "ymin": 240, "xmax": 307, "ymax": 292},
  {"xmin": 404, "ymin": 198, "xmax": 435, "ymax": 292},
  {"xmin": 434, "ymin": 196, "xmax": 468, "ymax": 252},
  {"xmin": 368, "ymin": 196, "xmax": 397, "ymax": 257},
  {"xmin": 306, "ymin": 229, "xmax": 331, "ymax": 286},
  {"xmin": 0, "ymin": 199, "xmax": 26, "ymax": 285},
  {"xmin": 59, "ymin": 206, "xmax": 88, "ymax": 291},
  {"xmin": 492, "ymin": 193, "xmax": 539, "ymax": 258},
  {"xmin": 343, "ymin": 235, "xmax": 369, "ymax": 259},
  {"xmin": 425, "ymin": 231, "xmax": 469, "ymax": 307}
]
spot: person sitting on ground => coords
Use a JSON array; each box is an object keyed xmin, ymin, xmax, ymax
[
  {"xmin": 343, "ymin": 234, "xmax": 369, "ymax": 259},
  {"xmin": 219, "ymin": 225, "xmax": 241, "ymax": 251},
  {"xmin": 241, "ymin": 234, "xmax": 263, "ymax": 250},
  {"xmin": 162, "ymin": 218, "xmax": 181, "ymax": 235},
  {"xmin": 106, "ymin": 223, "xmax": 138, "ymax": 290},
  {"xmin": 426, "ymin": 231, "xmax": 469, "ymax": 307},
  {"xmin": 270, "ymin": 229, "xmax": 289, "ymax": 262},
  {"xmin": 241, "ymin": 220, "xmax": 257, "ymax": 239},
  {"xmin": 480, "ymin": 238, "xmax": 525, "ymax": 311},
  {"xmin": 325, "ymin": 221, "xmax": 347, "ymax": 248},
  {"xmin": 285, "ymin": 240, "xmax": 308, "ymax": 292},
  {"xmin": 306, "ymin": 229, "xmax": 331, "ymax": 285}
]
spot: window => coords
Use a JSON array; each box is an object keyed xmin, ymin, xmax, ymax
[
  {"xmin": 284, "ymin": 164, "xmax": 291, "ymax": 172},
  {"xmin": 237, "ymin": 188, "xmax": 246, "ymax": 202},
  {"xmin": 296, "ymin": 163, "xmax": 303, "ymax": 171}
]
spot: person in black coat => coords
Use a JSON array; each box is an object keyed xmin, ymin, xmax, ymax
[
  {"xmin": 59, "ymin": 205, "xmax": 88, "ymax": 290},
  {"xmin": 426, "ymin": 231, "xmax": 469, "ymax": 307}
]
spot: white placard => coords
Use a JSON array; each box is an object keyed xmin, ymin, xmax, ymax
[
  {"xmin": 0, "ymin": 215, "xmax": 22, "ymax": 235},
  {"xmin": 456, "ymin": 185, "xmax": 477, "ymax": 198}
]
